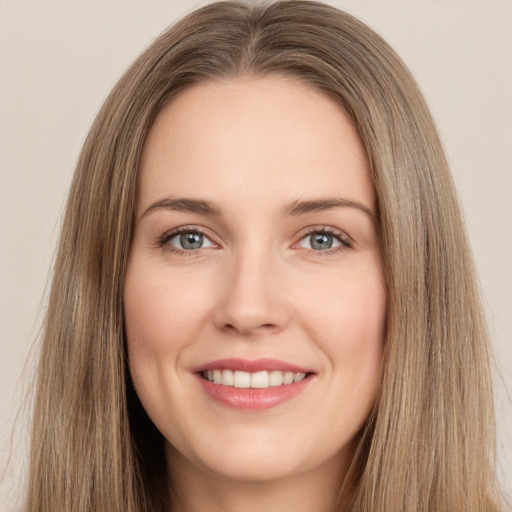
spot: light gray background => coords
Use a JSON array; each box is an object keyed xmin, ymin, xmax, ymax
[{"xmin": 1, "ymin": 1, "xmax": 511, "ymax": 510}]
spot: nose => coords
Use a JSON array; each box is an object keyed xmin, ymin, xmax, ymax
[{"xmin": 212, "ymin": 245, "xmax": 290, "ymax": 336}]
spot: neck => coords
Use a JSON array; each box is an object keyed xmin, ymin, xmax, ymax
[{"xmin": 165, "ymin": 443, "xmax": 354, "ymax": 512}]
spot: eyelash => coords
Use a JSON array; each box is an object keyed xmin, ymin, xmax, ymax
[
  {"xmin": 157, "ymin": 226, "xmax": 352, "ymax": 256},
  {"xmin": 299, "ymin": 226, "xmax": 352, "ymax": 255},
  {"xmin": 158, "ymin": 226, "xmax": 212, "ymax": 257}
]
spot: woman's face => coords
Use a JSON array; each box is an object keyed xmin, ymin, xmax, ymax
[{"xmin": 124, "ymin": 77, "xmax": 386, "ymax": 485}]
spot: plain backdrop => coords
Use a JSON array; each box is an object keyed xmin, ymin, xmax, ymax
[{"xmin": 1, "ymin": 1, "xmax": 511, "ymax": 510}]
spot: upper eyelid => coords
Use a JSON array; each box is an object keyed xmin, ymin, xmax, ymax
[
  {"xmin": 161, "ymin": 225, "xmax": 212, "ymax": 241},
  {"xmin": 296, "ymin": 225, "xmax": 352, "ymax": 243}
]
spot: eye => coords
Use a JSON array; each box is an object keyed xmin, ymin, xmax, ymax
[
  {"xmin": 298, "ymin": 229, "xmax": 350, "ymax": 251},
  {"xmin": 162, "ymin": 228, "xmax": 215, "ymax": 251}
]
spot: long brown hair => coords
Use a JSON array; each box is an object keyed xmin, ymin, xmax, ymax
[{"xmin": 26, "ymin": 1, "xmax": 505, "ymax": 510}]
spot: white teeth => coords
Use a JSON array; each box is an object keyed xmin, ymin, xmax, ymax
[
  {"xmin": 283, "ymin": 372, "xmax": 294, "ymax": 385},
  {"xmin": 269, "ymin": 371, "xmax": 283, "ymax": 387},
  {"xmin": 233, "ymin": 371, "xmax": 251, "ymax": 388},
  {"xmin": 251, "ymin": 371, "xmax": 269, "ymax": 388},
  {"xmin": 202, "ymin": 369, "xmax": 308, "ymax": 388},
  {"xmin": 221, "ymin": 369, "xmax": 234, "ymax": 386}
]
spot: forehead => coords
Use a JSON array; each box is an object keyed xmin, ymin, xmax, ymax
[{"xmin": 137, "ymin": 76, "xmax": 373, "ymax": 212}]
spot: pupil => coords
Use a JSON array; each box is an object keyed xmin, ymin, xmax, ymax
[
  {"xmin": 311, "ymin": 233, "xmax": 332, "ymax": 250},
  {"xmin": 180, "ymin": 232, "xmax": 203, "ymax": 250}
]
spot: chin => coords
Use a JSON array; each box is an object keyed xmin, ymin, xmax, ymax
[
  {"xmin": 167, "ymin": 427, "xmax": 350, "ymax": 485},
  {"xmin": 200, "ymin": 452, "xmax": 305, "ymax": 483}
]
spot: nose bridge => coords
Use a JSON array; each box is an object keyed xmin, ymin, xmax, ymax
[{"xmin": 213, "ymin": 235, "xmax": 288, "ymax": 335}]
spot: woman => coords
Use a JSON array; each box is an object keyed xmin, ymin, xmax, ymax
[{"xmin": 25, "ymin": 1, "xmax": 506, "ymax": 511}]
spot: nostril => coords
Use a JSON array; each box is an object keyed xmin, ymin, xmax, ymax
[{"xmin": 222, "ymin": 322, "xmax": 279, "ymax": 334}]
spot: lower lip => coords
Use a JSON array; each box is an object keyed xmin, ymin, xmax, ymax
[{"xmin": 195, "ymin": 374, "xmax": 313, "ymax": 411}]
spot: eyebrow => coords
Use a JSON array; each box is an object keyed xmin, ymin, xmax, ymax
[
  {"xmin": 141, "ymin": 196, "xmax": 375, "ymax": 220},
  {"xmin": 141, "ymin": 197, "xmax": 221, "ymax": 218},
  {"xmin": 283, "ymin": 197, "xmax": 376, "ymax": 220}
]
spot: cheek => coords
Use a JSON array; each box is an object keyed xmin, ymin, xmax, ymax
[
  {"xmin": 123, "ymin": 256, "xmax": 237, "ymax": 418},
  {"xmin": 300, "ymin": 267, "xmax": 386, "ymax": 347},
  {"xmin": 123, "ymin": 264, "xmax": 208, "ymax": 407},
  {"xmin": 124, "ymin": 278, "xmax": 175, "ymax": 366},
  {"xmin": 336, "ymin": 281, "xmax": 386, "ymax": 405},
  {"xmin": 124, "ymin": 264, "xmax": 214, "ymax": 354},
  {"xmin": 297, "ymin": 269, "xmax": 386, "ymax": 395},
  {"xmin": 123, "ymin": 263, "xmax": 218, "ymax": 433}
]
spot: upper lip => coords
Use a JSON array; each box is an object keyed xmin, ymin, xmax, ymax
[{"xmin": 191, "ymin": 358, "xmax": 313, "ymax": 374}]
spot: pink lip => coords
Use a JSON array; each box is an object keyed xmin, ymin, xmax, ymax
[
  {"xmin": 191, "ymin": 358, "xmax": 311, "ymax": 374},
  {"xmin": 195, "ymin": 375, "xmax": 312, "ymax": 411},
  {"xmin": 191, "ymin": 358, "xmax": 315, "ymax": 411}
]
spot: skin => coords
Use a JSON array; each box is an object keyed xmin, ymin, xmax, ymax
[{"xmin": 124, "ymin": 76, "xmax": 387, "ymax": 512}]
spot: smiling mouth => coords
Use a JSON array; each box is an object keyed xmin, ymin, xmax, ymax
[
  {"xmin": 201, "ymin": 369, "xmax": 309, "ymax": 389},
  {"xmin": 195, "ymin": 360, "xmax": 314, "ymax": 410}
]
